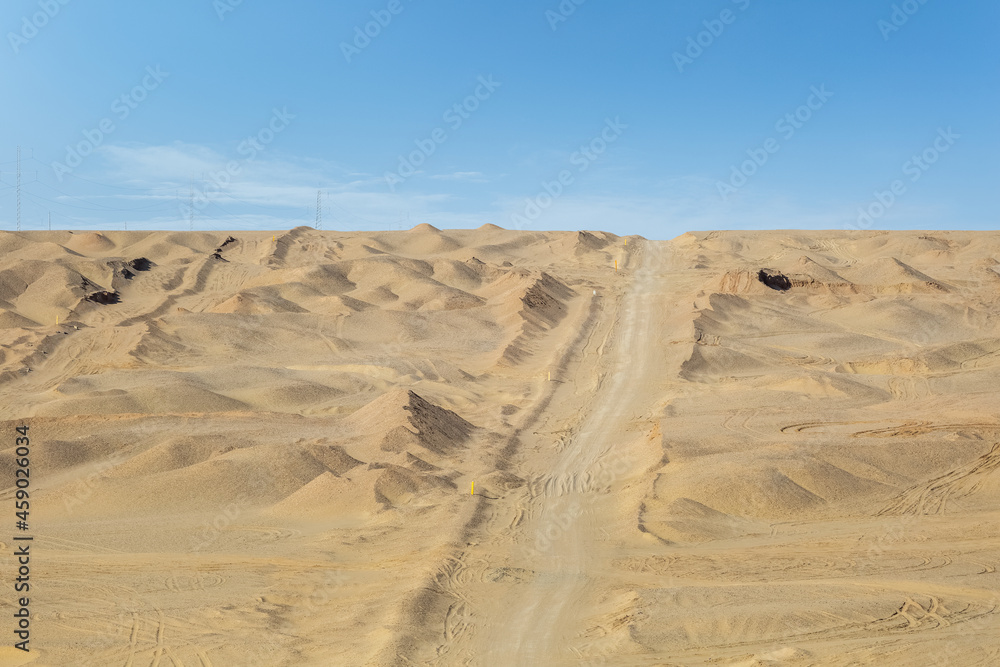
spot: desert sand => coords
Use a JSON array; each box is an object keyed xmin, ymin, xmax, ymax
[{"xmin": 0, "ymin": 226, "xmax": 998, "ymax": 665}]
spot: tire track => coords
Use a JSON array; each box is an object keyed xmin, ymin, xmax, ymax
[
  {"xmin": 124, "ymin": 612, "xmax": 138, "ymax": 667},
  {"xmin": 470, "ymin": 240, "xmax": 666, "ymax": 664},
  {"xmin": 880, "ymin": 442, "xmax": 1000, "ymax": 515},
  {"xmin": 117, "ymin": 255, "xmax": 222, "ymax": 327},
  {"xmin": 379, "ymin": 275, "xmax": 614, "ymax": 665}
]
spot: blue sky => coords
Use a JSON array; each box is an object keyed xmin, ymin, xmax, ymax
[{"xmin": 0, "ymin": 0, "xmax": 996, "ymax": 238}]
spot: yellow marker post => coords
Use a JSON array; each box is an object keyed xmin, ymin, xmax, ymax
[
  {"xmin": 56, "ymin": 315, "xmax": 59, "ymax": 326},
  {"xmin": 548, "ymin": 371, "xmax": 551, "ymax": 381},
  {"xmin": 615, "ymin": 260, "xmax": 618, "ymax": 273},
  {"xmin": 471, "ymin": 481, "xmax": 474, "ymax": 496}
]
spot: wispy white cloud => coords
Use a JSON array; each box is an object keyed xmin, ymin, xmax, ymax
[
  {"xmin": 31, "ymin": 142, "xmax": 880, "ymax": 237},
  {"xmin": 428, "ymin": 171, "xmax": 488, "ymax": 182},
  {"xmin": 81, "ymin": 143, "xmax": 458, "ymax": 230}
]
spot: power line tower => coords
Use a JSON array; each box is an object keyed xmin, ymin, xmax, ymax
[
  {"xmin": 16, "ymin": 146, "xmax": 21, "ymax": 232},
  {"xmin": 188, "ymin": 186, "xmax": 195, "ymax": 232},
  {"xmin": 316, "ymin": 189, "xmax": 322, "ymax": 230}
]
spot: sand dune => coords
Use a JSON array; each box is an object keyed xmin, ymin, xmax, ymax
[{"xmin": 1, "ymin": 227, "xmax": 999, "ymax": 665}]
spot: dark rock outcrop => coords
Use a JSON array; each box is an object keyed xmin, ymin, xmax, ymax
[
  {"xmin": 85, "ymin": 290, "xmax": 120, "ymax": 304},
  {"xmin": 758, "ymin": 269, "xmax": 791, "ymax": 291}
]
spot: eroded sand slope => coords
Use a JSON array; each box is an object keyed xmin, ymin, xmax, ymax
[{"xmin": 0, "ymin": 228, "xmax": 998, "ymax": 665}]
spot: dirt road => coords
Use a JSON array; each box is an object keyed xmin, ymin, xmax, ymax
[{"xmin": 441, "ymin": 240, "xmax": 677, "ymax": 665}]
